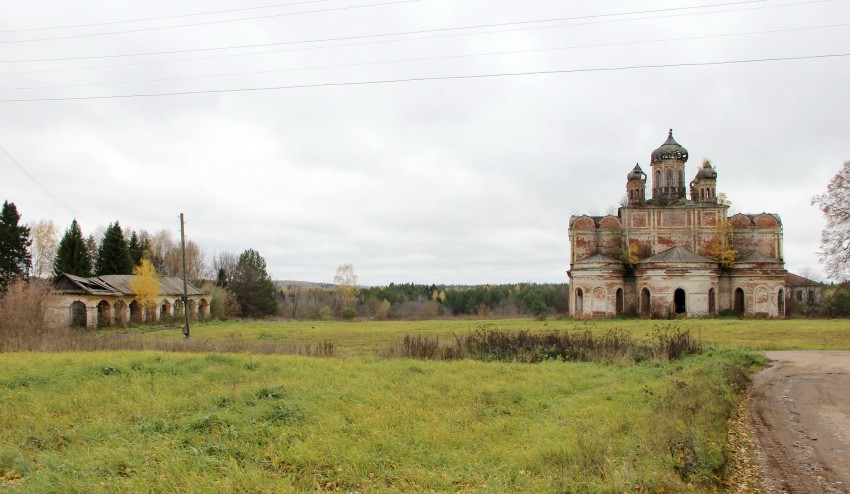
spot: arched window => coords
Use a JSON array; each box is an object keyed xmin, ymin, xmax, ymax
[
  {"xmin": 575, "ymin": 288, "xmax": 584, "ymax": 316},
  {"xmin": 198, "ymin": 299, "xmax": 210, "ymax": 319},
  {"xmin": 666, "ymin": 169, "xmax": 673, "ymax": 188},
  {"xmin": 129, "ymin": 300, "xmax": 143, "ymax": 324},
  {"xmin": 113, "ymin": 300, "xmax": 128, "ymax": 325},
  {"xmin": 708, "ymin": 288, "xmax": 716, "ymax": 315},
  {"xmin": 97, "ymin": 300, "xmax": 111, "ymax": 328},
  {"xmin": 734, "ymin": 288, "xmax": 745, "ymax": 314},
  {"xmin": 616, "ymin": 288, "xmax": 624, "ymax": 315},
  {"xmin": 778, "ymin": 289, "xmax": 785, "ymax": 316},
  {"xmin": 656, "ymin": 170, "xmax": 661, "ymax": 188},
  {"xmin": 640, "ymin": 288, "xmax": 651, "ymax": 317},
  {"xmin": 71, "ymin": 301, "xmax": 87, "ymax": 328},
  {"xmin": 674, "ymin": 289, "xmax": 686, "ymax": 314}
]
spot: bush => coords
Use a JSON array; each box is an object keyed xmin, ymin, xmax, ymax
[
  {"xmin": 0, "ymin": 279, "xmax": 52, "ymax": 351},
  {"xmin": 822, "ymin": 282, "xmax": 850, "ymax": 317},
  {"xmin": 341, "ymin": 308, "xmax": 357, "ymax": 320},
  {"xmin": 202, "ymin": 283, "xmax": 240, "ymax": 320},
  {"xmin": 386, "ymin": 324, "xmax": 702, "ymax": 364}
]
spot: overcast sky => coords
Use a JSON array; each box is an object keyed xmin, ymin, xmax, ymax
[{"xmin": 1, "ymin": 0, "xmax": 848, "ymax": 285}]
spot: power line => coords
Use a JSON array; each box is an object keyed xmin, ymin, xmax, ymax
[
  {"xmin": 0, "ymin": 0, "xmax": 423, "ymax": 45},
  {"xmin": 0, "ymin": 141, "xmax": 94, "ymax": 223},
  {"xmin": 0, "ymin": 0, "xmax": 784, "ymax": 58},
  {"xmin": 0, "ymin": 0, "xmax": 837, "ymax": 76},
  {"xmin": 1, "ymin": 22, "xmax": 846, "ymax": 92},
  {"xmin": 0, "ymin": 140, "xmax": 160, "ymax": 244},
  {"xmin": 1, "ymin": 52, "xmax": 847, "ymax": 103},
  {"xmin": 0, "ymin": 0, "xmax": 338, "ymax": 34}
]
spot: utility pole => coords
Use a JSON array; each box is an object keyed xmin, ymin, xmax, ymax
[{"xmin": 180, "ymin": 213, "xmax": 190, "ymax": 339}]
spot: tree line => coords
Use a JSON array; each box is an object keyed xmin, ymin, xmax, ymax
[{"xmin": 6, "ymin": 159, "xmax": 850, "ymax": 323}]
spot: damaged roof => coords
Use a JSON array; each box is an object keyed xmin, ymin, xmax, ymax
[{"xmin": 54, "ymin": 273, "xmax": 207, "ymax": 297}]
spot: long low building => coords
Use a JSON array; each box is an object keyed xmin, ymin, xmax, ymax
[{"xmin": 48, "ymin": 273, "xmax": 210, "ymax": 329}]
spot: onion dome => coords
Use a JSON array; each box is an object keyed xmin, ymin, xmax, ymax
[
  {"xmin": 696, "ymin": 160, "xmax": 717, "ymax": 180},
  {"xmin": 651, "ymin": 129, "xmax": 689, "ymax": 164},
  {"xmin": 627, "ymin": 163, "xmax": 646, "ymax": 181}
]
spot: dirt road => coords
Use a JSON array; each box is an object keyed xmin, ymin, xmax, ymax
[{"xmin": 750, "ymin": 351, "xmax": 850, "ymax": 493}]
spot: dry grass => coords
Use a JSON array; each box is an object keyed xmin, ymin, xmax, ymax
[{"xmin": 384, "ymin": 324, "xmax": 701, "ymax": 363}]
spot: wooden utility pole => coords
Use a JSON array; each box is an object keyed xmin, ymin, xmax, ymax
[{"xmin": 180, "ymin": 213, "xmax": 190, "ymax": 338}]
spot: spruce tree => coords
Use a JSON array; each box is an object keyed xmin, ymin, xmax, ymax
[
  {"xmin": 128, "ymin": 231, "xmax": 143, "ymax": 267},
  {"xmin": 95, "ymin": 221, "xmax": 132, "ymax": 275},
  {"xmin": 53, "ymin": 219, "xmax": 92, "ymax": 278},
  {"xmin": 0, "ymin": 200, "xmax": 32, "ymax": 291},
  {"xmin": 230, "ymin": 249, "xmax": 278, "ymax": 318}
]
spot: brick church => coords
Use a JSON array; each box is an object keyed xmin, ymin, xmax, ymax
[{"xmin": 568, "ymin": 130, "xmax": 786, "ymax": 318}]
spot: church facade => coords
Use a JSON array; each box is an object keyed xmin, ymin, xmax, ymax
[{"xmin": 568, "ymin": 130, "xmax": 786, "ymax": 318}]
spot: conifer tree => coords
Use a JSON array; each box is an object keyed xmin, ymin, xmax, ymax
[
  {"xmin": 230, "ymin": 249, "xmax": 278, "ymax": 318},
  {"xmin": 0, "ymin": 200, "xmax": 32, "ymax": 291},
  {"xmin": 95, "ymin": 221, "xmax": 132, "ymax": 275},
  {"xmin": 53, "ymin": 219, "xmax": 92, "ymax": 278},
  {"xmin": 128, "ymin": 231, "xmax": 144, "ymax": 267}
]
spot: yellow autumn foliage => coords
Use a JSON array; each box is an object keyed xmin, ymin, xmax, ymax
[{"xmin": 130, "ymin": 259, "xmax": 160, "ymax": 311}]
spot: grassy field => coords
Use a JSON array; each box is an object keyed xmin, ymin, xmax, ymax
[
  {"xmin": 103, "ymin": 317, "xmax": 850, "ymax": 356},
  {"xmin": 2, "ymin": 317, "xmax": 844, "ymax": 492},
  {"xmin": 0, "ymin": 348, "xmax": 759, "ymax": 493}
]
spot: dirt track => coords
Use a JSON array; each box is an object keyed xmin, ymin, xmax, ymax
[{"xmin": 750, "ymin": 351, "xmax": 850, "ymax": 493}]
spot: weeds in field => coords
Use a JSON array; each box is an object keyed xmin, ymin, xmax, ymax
[
  {"xmin": 385, "ymin": 324, "xmax": 701, "ymax": 363},
  {"xmin": 0, "ymin": 325, "xmax": 335, "ymax": 356}
]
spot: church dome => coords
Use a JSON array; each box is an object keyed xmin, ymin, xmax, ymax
[
  {"xmin": 651, "ymin": 129, "xmax": 689, "ymax": 164},
  {"xmin": 696, "ymin": 160, "xmax": 717, "ymax": 180},
  {"xmin": 627, "ymin": 163, "xmax": 646, "ymax": 181}
]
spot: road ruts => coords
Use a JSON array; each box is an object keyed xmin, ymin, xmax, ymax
[{"xmin": 750, "ymin": 351, "xmax": 850, "ymax": 494}]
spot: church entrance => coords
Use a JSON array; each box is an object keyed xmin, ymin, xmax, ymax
[
  {"xmin": 674, "ymin": 289, "xmax": 686, "ymax": 314},
  {"xmin": 734, "ymin": 288, "xmax": 745, "ymax": 314}
]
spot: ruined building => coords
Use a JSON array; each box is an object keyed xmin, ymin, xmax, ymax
[{"xmin": 568, "ymin": 130, "xmax": 786, "ymax": 318}]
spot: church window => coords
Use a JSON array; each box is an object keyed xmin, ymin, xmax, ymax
[
  {"xmin": 640, "ymin": 288, "xmax": 651, "ymax": 316},
  {"xmin": 674, "ymin": 289, "xmax": 686, "ymax": 314}
]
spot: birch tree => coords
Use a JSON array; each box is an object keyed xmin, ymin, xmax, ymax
[{"xmin": 812, "ymin": 161, "xmax": 850, "ymax": 280}]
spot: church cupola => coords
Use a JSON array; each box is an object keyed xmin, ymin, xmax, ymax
[
  {"xmin": 691, "ymin": 159, "xmax": 718, "ymax": 203},
  {"xmin": 626, "ymin": 163, "xmax": 647, "ymax": 204},
  {"xmin": 651, "ymin": 129, "xmax": 689, "ymax": 200}
]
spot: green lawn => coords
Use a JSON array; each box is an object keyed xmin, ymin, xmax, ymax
[
  {"xmin": 0, "ymin": 349, "xmax": 758, "ymax": 493},
  {"xmin": 105, "ymin": 317, "xmax": 850, "ymax": 356}
]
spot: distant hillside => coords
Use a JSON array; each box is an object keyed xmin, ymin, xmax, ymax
[{"xmin": 273, "ymin": 280, "xmax": 335, "ymax": 289}]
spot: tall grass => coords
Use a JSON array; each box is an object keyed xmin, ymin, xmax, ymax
[
  {"xmin": 385, "ymin": 324, "xmax": 701, "ymax": 363},
  {"xmin": 1, "ymin": 327, "xmax": 335, "ymax": 356},
  {"xmin": 0, "ymin": 349, "xmax": 763, "ymax": 493}
]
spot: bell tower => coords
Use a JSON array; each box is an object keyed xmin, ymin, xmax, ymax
[
  {"xmin": 626, "ymin": 163, "xmax": 646, "ymax": 204},
  {"xmin": 651, "ymin": 129, "xmax": 689, "ymax": 200}
]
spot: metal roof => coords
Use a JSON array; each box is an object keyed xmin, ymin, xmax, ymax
[
  {"xmin": 639, "ymin": 246, "xmax": 715, "ymax": 264},
  {"xmin": 575, "ymin": 253, "xmax": 623, "ymax": 265},
  {"xmin": 55, "ymin": 273, "xmax": 207, "ymax": 297},
  {"xmin": 736, "ymin": 251, "xmax": 782, "ymax": 264}
]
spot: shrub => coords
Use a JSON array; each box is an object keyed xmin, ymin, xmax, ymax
[
  {"xmin": 386, "ymin": 325, "xmax": 701, "ymax": 364},
  {"xmin": 0, "ymin": 279, "xmax": 52, "ymax": 351}
]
